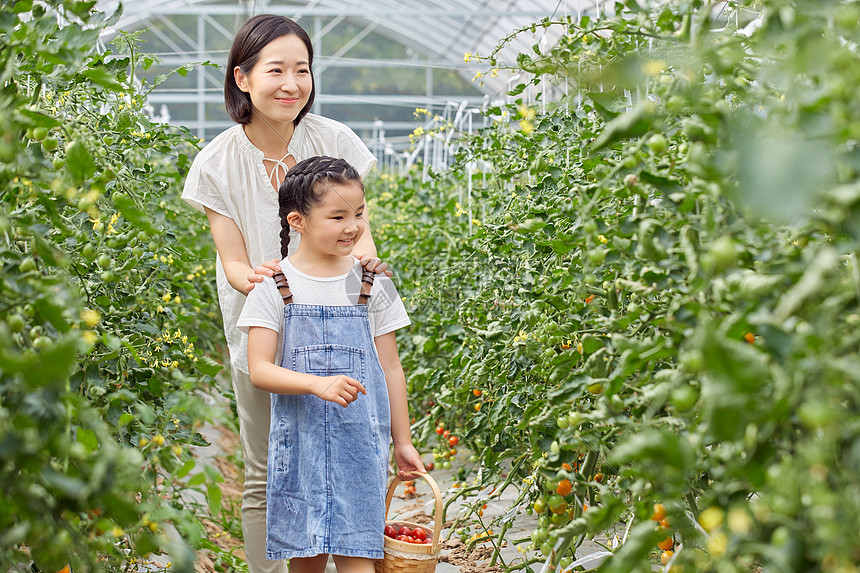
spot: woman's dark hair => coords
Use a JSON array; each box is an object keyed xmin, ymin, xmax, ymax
[
  {"xmin": 225, "ymin": 14, "xmax": 316, "ymax": 125},
  {"xmin": 278, "ymin": 156, "xmax": 364, "ymax": 258}
]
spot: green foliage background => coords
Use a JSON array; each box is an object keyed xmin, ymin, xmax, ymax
[
  {"xmin": 1, "ymin": 2, "xmax": 227, "ymax": 571},
  {"xmin": 371, "ymin": 0, "xmax": 860, "ymax": 571},
  {"xmin": 3, "ymin": 0, "xmax": 860, "ymax": 572}
]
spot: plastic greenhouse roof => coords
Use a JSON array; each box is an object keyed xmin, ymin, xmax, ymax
[
  {"xmin": 95, "ymin": 0, "xmax": 598, "ymax": 146},
  {"xmin": 98, "ymin": 0, "xmax": 595, "ymax": 95}
]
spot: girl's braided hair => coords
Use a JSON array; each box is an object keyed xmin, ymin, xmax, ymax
[{"xmin": 278, "ymin": 156, "xmax": 363, "ymax": 258}]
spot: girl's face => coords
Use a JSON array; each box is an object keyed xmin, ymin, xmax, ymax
[
  {"xmin": 234, "ymin": 34, "xmax": 313, "ymax": 126},
  {"xmin": 291, "ymin": 182, "xmax": 366, "ymax": 258}
]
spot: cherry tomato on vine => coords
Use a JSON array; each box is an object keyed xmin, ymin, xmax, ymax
[
  {"xmin": 448, "ymin": 435, "xmax": 459, "ymax": 447},
  {"xmin": 651, "ymin": 503, "xmax": 667, "ymax": 522},
  {"xmin": 658, "ymin": 536, "xmax": 674, "ymax": 551},
  {"xmin": 556, "ymin": 479, "xmax": 572, "ymax": 496},
  {"xmin": 435, "ymin": 425, "xmax": 444, "ymax": 435},
  {"xmin": 661, "ymin": 550, "xmax": 674, "ymax": 565}
]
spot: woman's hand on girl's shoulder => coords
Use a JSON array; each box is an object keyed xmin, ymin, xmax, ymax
[
  {"xmin": 359, "ymin": 255, "xmax": 393, "ymax": 278},
  {"xmin": 245, "ymin": 259, "xmax": 282, "ymax": 294}
]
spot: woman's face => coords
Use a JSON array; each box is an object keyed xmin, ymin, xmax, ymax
[{"xmin": 234, "ymin": 34, "xmax": 313, "ymax": 126}]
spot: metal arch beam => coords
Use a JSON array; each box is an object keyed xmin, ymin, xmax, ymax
[{"xmin": 315, "ymin": 19, "xmax": 380, "ymax": 74}]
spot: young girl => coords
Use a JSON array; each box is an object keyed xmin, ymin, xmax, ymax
[
  {"xmin": 181, "ymin": 15, "xmax": 390, "ymax": 572},
  {"xmin": 237, "ymin": 156, "xmax": 425, "ymax": 573}
]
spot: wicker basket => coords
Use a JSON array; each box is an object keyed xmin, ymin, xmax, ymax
[{"xmin": 374, "ymin": 472, "xmax": 443, "ymax": 573}]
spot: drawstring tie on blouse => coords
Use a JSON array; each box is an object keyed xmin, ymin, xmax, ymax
[{"xmin": 263, "ymin": 151, "xmax": 291, "ymax": 187}]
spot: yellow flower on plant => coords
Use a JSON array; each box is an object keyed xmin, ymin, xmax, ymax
[
  {"xmin": 81, "ymin": 308, "xmax": 101, "ymax": 327},
  {"xmin": 472, "ymin": 71, "xmax": 483, "ymax": 82},
  {"xmin": 519, "ymin": 119, "xmax": 535, "ymax": 135},
  {"xmin": 643, "ymin": 59, "xmax": 667, "ymax": 77},
  {"xmin": 463, "ymin": 52, "xmax": 472, "ymax": 63}
]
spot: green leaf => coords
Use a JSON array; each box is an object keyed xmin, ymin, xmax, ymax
[
  {"xmin": 590, "ymin": 103, "xmax": 653, "ymax": 150},
  {"xmin": 186, "ymin": 473, "xmax": 206, "ymax": 487},
  {"xmin": 206, "ymin": 482, "xmax": 222, "ymax": 516},
  {"xmin": 112, "ymin": 193, "xmax": 158, "ymax": 235},
  {"xmin": 65, "ymin": 139, "xmax": 96, "ymax": 184},
  {"xmin": 176, "ymin": 459, "xmax": 195, "ymax": 479},
  {"xmin": 77, "ymin": 427, "xmax": 99, "ymax": 453},
  {"xmin": 81, "ymin": 67, "xmax": 122, "ymax": 90}
]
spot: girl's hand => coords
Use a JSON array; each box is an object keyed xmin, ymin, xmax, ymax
[
  {"xmin": 314, "ymin": 375, "xmax": 367, "ymax": 407},
  {"xmin": 245, "ymin": 259, "xmax": 281, "ymax": 294},
  {"xmin": 393, "ymin": 443, "xmax": 426, "ymax": 481},
  {"xmin": 358, "ymin": 255, "xmax": 394, "ymax": 278}
]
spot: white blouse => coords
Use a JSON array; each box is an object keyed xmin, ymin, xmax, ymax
[{"xmin": 182, "ymin": 114, "xmax": 377, "ymax": 374}]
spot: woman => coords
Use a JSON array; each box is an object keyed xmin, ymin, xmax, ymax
[{"xmin": 182, "ymin": 15, "xmax": 388, "ymax": 573}]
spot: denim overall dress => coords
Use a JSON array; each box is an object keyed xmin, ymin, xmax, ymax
[{"xmin": 265, "ymin": 266, "xmax": 391, "ymax": 561}]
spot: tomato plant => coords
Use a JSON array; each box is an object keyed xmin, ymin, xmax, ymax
[
  {"xmin": 372, "ymin": 0, "xmax": 860, "ymax": 571},
  {"xmin": 1, "ymin": 2, "xmax": 224, "ymax": 571}
]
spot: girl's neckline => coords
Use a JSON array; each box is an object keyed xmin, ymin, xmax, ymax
[{"xmin": 283, "ymin": 257, "xmax": 360, "ymax": 281}]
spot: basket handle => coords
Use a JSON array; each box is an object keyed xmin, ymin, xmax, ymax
[{"xmin": 383, "ymin": 471, "xmax": 443, "ymax": 553}]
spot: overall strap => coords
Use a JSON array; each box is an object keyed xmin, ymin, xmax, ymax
[
  {"xmin": 272, "ymin": 272, "xmax": 293, "ymax": 305},
  {"xmin": 358, "ymin": 267, "xmax": 374, "ymax": 306}
]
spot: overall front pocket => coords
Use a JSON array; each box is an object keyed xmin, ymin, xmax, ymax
[{"xmin": 292, "ymin": 344, "xmax": 365, "ymax": 378}]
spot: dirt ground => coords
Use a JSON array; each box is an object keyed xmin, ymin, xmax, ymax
[{"xmin": 192, "ymin": 424, "xmax": 503, "ymax": 573}]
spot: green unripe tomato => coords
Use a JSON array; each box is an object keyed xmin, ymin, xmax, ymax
[
  {"xmin": 33, "ymin": 336, "xmax": 51, "ymax": 351},
  {"xmin": 32, "ymin": 127, "xmax": 48, "ymax": 141},
  {"xmin": 19, "ymin": 257, "xmax": 37, "ymax": 273},
  {"xmin": 7, "ymin": 314, "xmax": 26, "ymax": 333},
  {"xmin": 100, "ymin": 270, "xmax": 118, "ymax": 282},
  {"xmin": 82, "ymin": 244, "xmax": 97, "ymax": 261},
  {"xmin": 42, "ymin": 137, "xmax": 58, "ymax": 152},
  {"xmin": 97, "ymin": 254, "xmax": 112, "ymax": 269},
  {"xmin": 708, "ymin": 236, "xmax": 737, "ymax": 272},
  {"xmin": 587, "ymin": 248, "xmax": 607, "ymax": 265},
  {"xmin": 670, "ymin": 385, "xmax": 698, "ymax": 412},
  {"xmin": 52, "ymin": 156, "xmax": 64, "ymax": 169},
  {"xmin": 583, "ymin": 219, "xmax": 597, "ymax": 234},
  {"xmin": 556, "ymin": 415, "xmax": 569, "ymax": 429},
  {"xmin": 647, "ymin": 134, "xmax": 669, "ymax": 154},
  {"xmin": 538, "ymin": 515, "xmax": 551, "ymax": 529},
  {"xmin": 540, "ymin": 541, "xmax": 553, "ymax": 557}
]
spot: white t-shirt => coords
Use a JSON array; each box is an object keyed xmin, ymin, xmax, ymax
[
  {"xmin": 237, "ymin": 258, "xmax": 411, "ymax": 365},
  {"xmin": 181, "ymin": 114, "xmax": 377, "ymax": 374}
]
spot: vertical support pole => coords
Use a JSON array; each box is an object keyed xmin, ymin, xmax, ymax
[
  {"xmin": 314, "ymin": 15, "xmax": 323, "ymax": 116},
  {"xmin": 197, "ymin": 14, "xmax": 206, "ymax": 141}
]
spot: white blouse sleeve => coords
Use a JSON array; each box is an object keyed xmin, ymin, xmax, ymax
[
  {"xmin": 237, "ymin": 277, "xmax": 284, "ymax": 335},
  {"xmin": 181, "ymin": 161, "xmax": 232, "ymax": 218}
]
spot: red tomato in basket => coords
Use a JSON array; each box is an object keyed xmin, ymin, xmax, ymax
[
  {"xmin": 413, "ymin": 528, "xmax": 428, "ymax": 542},
  {"xmin": 422, "ymin": 538, "xmax": 432, "ymax": 544},
  {"xmin": 396, "ymin": 535, "xmax": 409, "ymax": 542},
  {"xmin": 397, "ymin": 525, "xmax": 412, "ymax": 537},
  {"xmin": 384, "ymin": 525, "xmax": 397, "ymax": 538}
]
